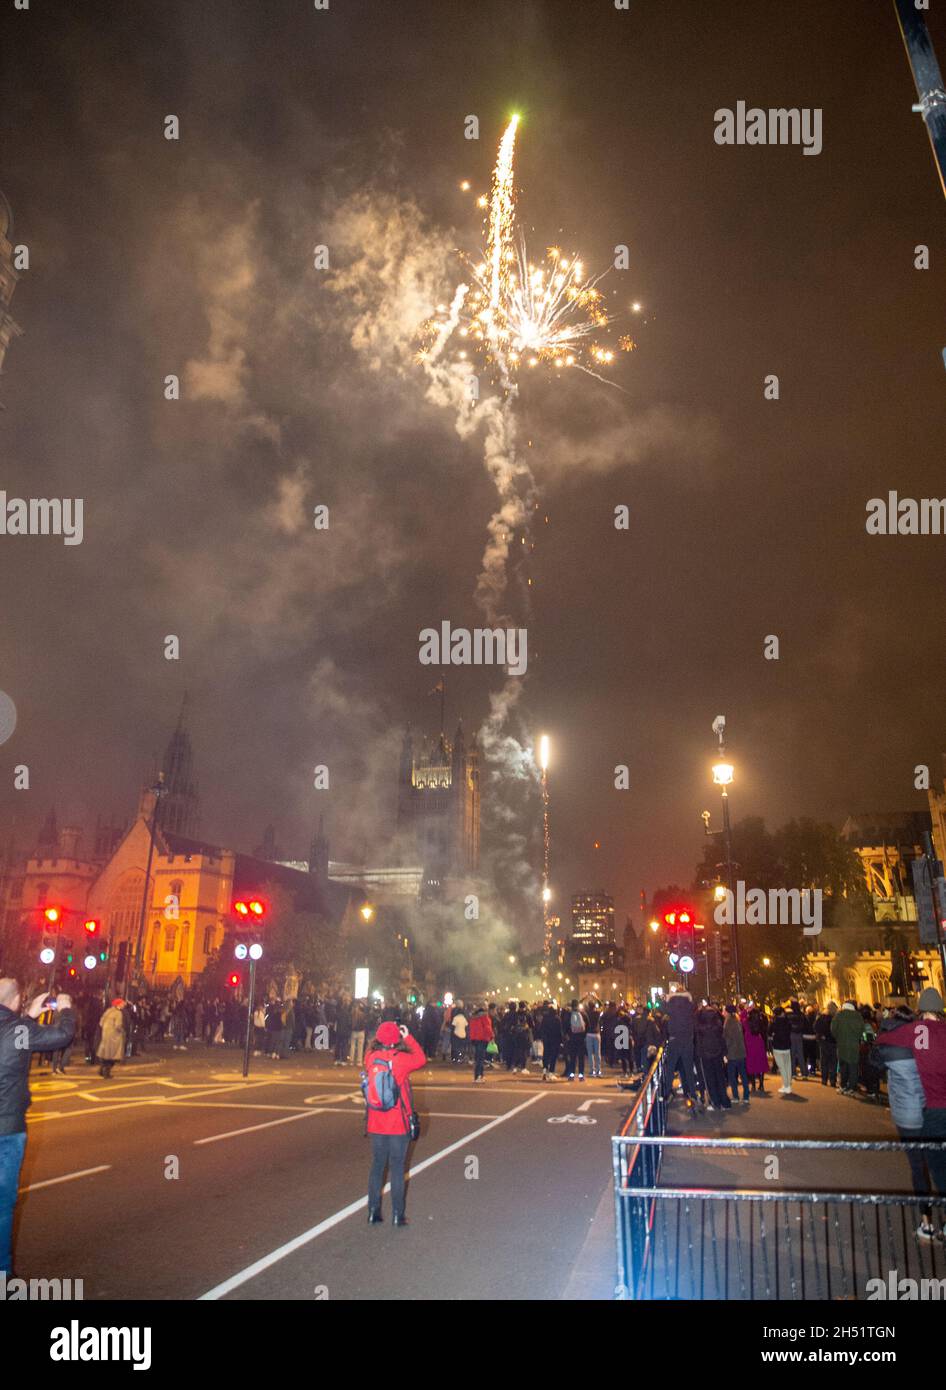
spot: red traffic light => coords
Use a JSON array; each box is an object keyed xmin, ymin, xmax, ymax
[
  {"xmin": 83, "ymin": 918, "xmax": 101, "ymax": 936},
  {"xmin": 663, "ymin": 911, "xmax": 676, "ymax": 926},
  {"xmin": 233, "ymin": 901, "xmax": 250, "ymax": 916},
  {"xmin": 227, "ymin": 972, "xmax": 241, "ymax": 988},
  {"xmin": 248, "ymin": 899, "xmax": 266, "ymax": 917},
  {"xmin": 679, "ymin": 911, "xmax": 691, "ymax": 925},
  {"xmin": 43, "ymin": 906, "xmax": 61, "ymax": 924}
]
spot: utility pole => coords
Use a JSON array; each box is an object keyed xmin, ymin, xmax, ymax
[
  {"xmin": 894, "ymin": 0, "xmax": 946, "ymax": 199},
  {"xmin": 126, "ymin": 773, "xmax": 165, "ymax": 1000}
]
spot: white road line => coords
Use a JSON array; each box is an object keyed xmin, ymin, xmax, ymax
[
  {"xmin": 199, "ymin": 1090, "xmax": 547, "ymax": 1300},
  {"xmin": 194, "ymin": 1111, "xmax": 322, "ymax": 1145},
  {"xmin": 20, "ymin": 1164, "xmax": 111, "ymax": 1193}
]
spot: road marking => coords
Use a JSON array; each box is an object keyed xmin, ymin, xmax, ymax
[
  {"xmin": 199, "ymin": 1090, "xmax": 547, "ymax": 1300},
  {"xmin": 195, "ymin": 1111, "xmax": 322, "ymax": 1145},
  {"xmin": 547, "ymin": 1114, "xmax": 597, "ymax": 1124},
  {"xmin": 576, "ymin": 1098, "xmax": 615, "ymax": 1112},
  {"xmin": 20, "ymin": 1164, "xmax": 111, "ymax": 1193}
]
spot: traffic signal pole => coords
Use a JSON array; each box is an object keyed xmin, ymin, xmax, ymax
[{"xmin": 242, "ymin": 955, "xmax": 257, "ymax": 1079}]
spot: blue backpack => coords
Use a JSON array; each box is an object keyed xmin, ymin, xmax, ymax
[{"xmin": 361, "ymin": 1055, "xmax": 401, "ymax": 1112}]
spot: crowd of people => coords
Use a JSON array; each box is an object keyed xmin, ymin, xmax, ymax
[{"xmin": 3, "ymin": 970, "xmax": 945, "ymax": 1247}]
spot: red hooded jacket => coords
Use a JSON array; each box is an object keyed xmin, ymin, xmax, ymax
[
  {"xmin": 468, "ymin": 1012, "xmax": 493, "ymax": 1042},
  {"xmin": 364, "ymin": 1031, "xmax": 427, "ymax": 1135}
]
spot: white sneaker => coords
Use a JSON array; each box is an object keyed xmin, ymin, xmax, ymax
[
  {"xmin": 778, "ymin": 1086, "xmax": 791, "ymax": 1095},
  {"xmin": 706, "ymin": 1104, "xmax": 716, "ymax": 1112}
]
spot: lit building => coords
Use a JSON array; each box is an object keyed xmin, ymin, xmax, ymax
[
  {"xmin": 0, "ymin": 706, "xmax": 362, "ymax": 989},
  {"xmin": 570, "ymin": 891, "xmax": 616, "ymax": 945}
]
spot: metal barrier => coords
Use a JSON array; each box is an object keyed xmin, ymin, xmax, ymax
[
  {"xmin": 611, "ymin": 1045, "xmax": 669, "ymax": 1300},
  {"xmin": 612, "ymin": 1071, "xmax": 946, "ymax": 1300}
]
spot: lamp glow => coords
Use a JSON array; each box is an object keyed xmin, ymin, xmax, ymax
[{"xmin": 712, "ymin": 761, "xmax": 735, "ymax": 786}]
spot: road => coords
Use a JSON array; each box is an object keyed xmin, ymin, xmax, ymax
[{"xmin": 14, "ymin": 1047, "xmax": 626, "ymax": 1301}]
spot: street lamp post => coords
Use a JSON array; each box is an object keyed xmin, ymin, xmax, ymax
[
  {"xmin": 127, "ymin": 772, "xmax": 166, "ymax": 1001},
  {"xmin": 709, "ymin": 717, "xmax": 742, "ymax": 997}
]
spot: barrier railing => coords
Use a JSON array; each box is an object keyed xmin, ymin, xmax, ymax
[
  {"xmin": 613, "ymin": 1117, "xmax": 946, "ymax": 1300},
  {"xmin": 611, "ymin": 1045, "xmax": 668, "ymax": 1299}
]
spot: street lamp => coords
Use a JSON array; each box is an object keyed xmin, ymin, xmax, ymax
[
  {"xmin": 538, "ymin": 733, "xmax": 552, "ymax": 959},
  {"xmin": 360, "ymin": 903, "xmax": 375, "ymax": 923},
  {"xmin": 705, "ymin": 716, "xmax": 742, "ymax": 996}
]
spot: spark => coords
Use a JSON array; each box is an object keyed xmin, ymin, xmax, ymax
[{"xmin": 442, "ymin": 116, "xmax": 631, "ymax": 384}]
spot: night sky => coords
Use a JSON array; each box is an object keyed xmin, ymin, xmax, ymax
[{"xmin": 1, "ymin": 0, "xmax": 944, "ymax": 947}]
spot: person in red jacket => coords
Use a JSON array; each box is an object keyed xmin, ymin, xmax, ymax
[
  {"xmin": 364, "ymin": 1021, "xmax": 426, "ymax": 1227},
  {"xmin": 880, "ymin": 988, "xmax": 946, "ymax": 1220},
  {"xmin": 468, "ymin": 1005, "xmax": 494, "ymax": 1083}
]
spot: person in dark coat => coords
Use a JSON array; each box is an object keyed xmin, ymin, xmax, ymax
[
  {"xmin": 0, "ymin": 979, "xmax": 77, "ymax": 1275},
  {"xmin": 539, "ymin": 1002, "xmax": 563, "ymax": 1080},
  {"xmin": 743, "ymin": 1004, "xmax": 769, "ymax": 1092},
  {"xmin": 815, "ymin": 1002, "xmax": 838, "ymax": 1086},
  {"xmin": 696, "ymin": 1003, "xmax": 731, "ymax": 1110},
  {"xmin": 662, "ymin": 990, "xmax": 698, "ymax": 1103}
]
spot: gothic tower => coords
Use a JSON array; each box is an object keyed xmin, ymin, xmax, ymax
[
  {"xmin": 160, "ymin": 695, "xmax": 200, "ymax": 838},
  {"xmin": 396, "ymin": 712, "xmax": 480, "ymax": 895},
  {"xmin": 309, "ymin": 815, "xmax": 329, "ymax": 881}
]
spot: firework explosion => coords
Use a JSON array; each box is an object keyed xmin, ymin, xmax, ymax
[{"xmin": 425, "ymin": 115, "xmax": 633, "ymax": 383}]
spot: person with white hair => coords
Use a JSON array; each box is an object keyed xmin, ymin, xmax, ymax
[{"xmin": 0, "ymin": 977, "xmax": 76, "ymax": 1276}]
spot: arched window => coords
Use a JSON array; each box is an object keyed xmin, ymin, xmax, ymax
[
  {"xmin": 107, "ymin": 870, "xmax": 146, "ymax": 951},
  {"xmin": 869, "ymin": 969, "xmax": 890, "ymax": 1006},
  {"xmin": 844, "ymin": 971, "xmax": 858, "ymax": 1002},
  {"xmin": 203, "ymin": 924, "xmax": 215, "ymax": 956},
  {"xmin": 164, "ymin": 922, "xmax": 176, "ymax": 953},
  {"xmin": 177, "ymin": 923, "xmax": 189, "ymax": 968}
]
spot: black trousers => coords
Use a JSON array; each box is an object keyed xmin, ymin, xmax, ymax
[
  {"xmin": 368, "ymin": 1132, "xmax": 411, "ymax": 1215},
  {"xmin": 663, "ymin": 1037, "xmax": 697, "ymax": 1100},
  {"xmin": 543, "ymin": 1040, "xmax": 559, "ymax": 1073},
  {"xmin": 566, "ymin": 1037, "xmax": 585, "ymax": 1076}
]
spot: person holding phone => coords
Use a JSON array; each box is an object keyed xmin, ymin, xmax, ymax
[
  {"xmin": 362, "ymin": 1021, "xmax": 425, "ymax": 1227},
  {"xmin": 0, "ymin": 978, "xmax": 76, "ymax": 1276}
]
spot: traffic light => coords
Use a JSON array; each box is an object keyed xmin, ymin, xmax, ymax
[
  {"xmin": 84, "ymin": 918, "xmax": 101, "ymax": 937},
  {"xmin": 99, "ymin": 939, "xmax": 110, "ymax": 964},
  {"xmin": 233, "ymin": 898, "xmax": 267, "ymax": 918},
  {"xmin": 663, "ymin": 906, "xmax": 697, "ymax": 974},
  {"xmin": 227, "ymin": 971, "xmax": 241, "ymax": 989},
  {"xmin": 43, "ymin": 906, "xmax": 61, "ymax": 925}
]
